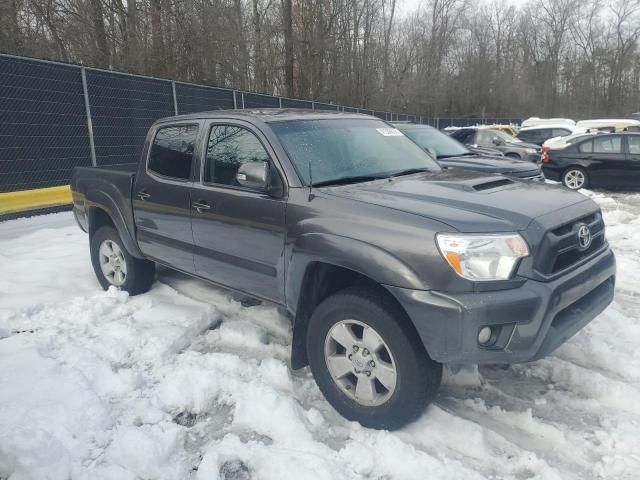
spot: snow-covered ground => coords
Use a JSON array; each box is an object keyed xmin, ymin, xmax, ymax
[{"xmin": 1, "ymin": 189, "xmax": 639, "ymax": 480}]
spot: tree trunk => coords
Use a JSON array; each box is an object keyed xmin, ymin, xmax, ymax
[
  {"xmin": 150, "ymin": 0, "xmax": 165, "ymax": 75},
  {"xmin": 90, "ymin": 0, "xmax": 110, "ymax": 67},
  {"xmin": 281, "ymin": 0, "xmax": 294, "ymax": 97}
]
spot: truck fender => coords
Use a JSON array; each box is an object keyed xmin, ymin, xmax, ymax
[
  {"xmin": 86, "ymin": 190, "xmax": 144, "ymax": 258},
  {"xmin": 286, "ymin": 233, "xmax": 428, "ymax": 369}
]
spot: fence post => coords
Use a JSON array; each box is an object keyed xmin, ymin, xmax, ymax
[
  {"xmin": 311, "ymin": 101, "xmax": 315, "ymax": 110},
  {"xmin": 241, "ymin": 92, "xmax": 245, "ymax": 109},
  {"xmin": 80, "ymin": 68, "xmax": 97, "ymax": 167},
  {"xmin": 436, "ymin": 117, "xmax": 440, "ymax": 129},
  {"xmin": 233, "ymin": 91, "xmax": 238, "ymax": 109},
  {"xmin": 279, "ymin": 97, "xmax": 283, "ymax": 108},
  {"xmin": 171, "ymin": 81, "xmax": 178, "ymax": 115}
]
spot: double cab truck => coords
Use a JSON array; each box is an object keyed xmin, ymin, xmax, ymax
[{"xmin": 71, "ymin": 110, "xmax": 616, "ymax": 429}]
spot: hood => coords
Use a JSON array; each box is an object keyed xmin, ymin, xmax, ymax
[
  {"xmin": 320, "ymin": 170, "xmax": 591, "ymax": 232},
  {"xmin": 439, "ymin": 154, "xmax": 539, "ymax": 174},
  {"xmin": 507, "ymin": 140, "xmax": 539, "ymax": 150},
  {"xmin": 467, "ymin": 145, "xmax": 504, "ymax": 157}
]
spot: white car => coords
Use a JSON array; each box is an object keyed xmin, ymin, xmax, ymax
[
  {"xmin": 517, "ymin": 124, "xmax": 579, "ymax": 146},
  {"xmin": 521, "ymin": 117, "xmax": 576, "ymax": 128},
  {"xmin": 575, "ymin": 119, "xmax": 640, "ymax": 132}
]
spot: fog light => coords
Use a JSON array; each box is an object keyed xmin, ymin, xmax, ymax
[{"xmin": 478, "ymin": 326, "xmax": 492, "ymax": 345}]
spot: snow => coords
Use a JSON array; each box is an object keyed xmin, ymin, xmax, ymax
[{"xmin": 1, "ymin": 190, "xmax": 640, "ymax": 480}]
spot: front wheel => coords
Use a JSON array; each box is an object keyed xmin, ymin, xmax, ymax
[
  {"xmin": 562, "ymin": 167, "xmax": 589, "ymax": 190},
  {"xmin": 90, "ymin": 225, "xmax": 155, "ymax": 295},
  {"xmin": 306, "ymin": 287, "xmax": 442, "ymax": 430}
]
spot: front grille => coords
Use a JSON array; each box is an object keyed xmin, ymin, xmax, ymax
[{"xmin": 534, "ymin": 212, "xmax": 606, "ymax": 276}]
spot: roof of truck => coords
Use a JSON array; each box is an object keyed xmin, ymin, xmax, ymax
[{"xmin": 153, "ymin": 108, "xmax": 374, "ymax": 124}]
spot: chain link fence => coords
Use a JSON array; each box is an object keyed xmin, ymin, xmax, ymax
[{"xmin": 0, "ymin": 53, "xmax": 521, "ymax": 195}]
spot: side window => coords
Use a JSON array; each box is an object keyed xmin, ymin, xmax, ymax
[
  {"xmin": 593, "ymin": 136, "xmax": 622, "ymax": 153},
  {"xmin": 148, "ymin": 125, "xmax": 198, "ymax": 180},
  {"xmin": 518, "ymin": 131, "xmax": 532, "ymax": 142},
  {"xmin": 628, "ymin": 136, "xmax": 640, "ymax": 154},
  {"xmin": 205, "ymin": 125, "xmax": 270, "ymax": 187},
  {"xmin": 578, "ymin": 140, "xmax": 593, "ymax": 153},
  {"xmin": 552, "ymin": 128, "xmax": 570, "ymax": 137}
]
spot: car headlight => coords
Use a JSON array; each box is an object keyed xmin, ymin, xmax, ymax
[
  {"xmin": 436, "ymin": 233, "xmax": 529, "ymax": 281},
  {"xmin": 526, "ymin": 148, "xmax": 537, "ymax": 154}
]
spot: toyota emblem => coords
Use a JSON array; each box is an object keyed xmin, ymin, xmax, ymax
[{"xmin": 577, "ymin": 224, "xmax": 592, "ymax": 251}]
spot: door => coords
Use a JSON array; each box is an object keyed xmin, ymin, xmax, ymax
[
  {"xmin": 133, "ymin": 123, "xmax": 199, "ymax": 273},
  {"xmin": 588, "ymin": 135, "xmax": 626, "ymax": 187},
  {"xmin": 190, "ymin": 122, "xmax": 287, "ymax": 302},
  {"xmin": 624, "ymin": 134, "xmax": 640, "ymax": 188}
]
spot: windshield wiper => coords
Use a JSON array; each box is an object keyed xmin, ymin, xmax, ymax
[
  {"xmin": 312, "ymin": 175, "xmax": 385, "ymax": 187},
  {"xmin": 388, "ymin": 167, "xmax": 432, "ymax": 178}
]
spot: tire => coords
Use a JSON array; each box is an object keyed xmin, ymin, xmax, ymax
[
  {"xmin": 90, "ymin": 225, "xmax": 155, "ymax": 295},
  {"xmin": 562, "ymin": 167, "xmax": 589, "ymax": 190},
  {"xmin": 306, "ymin": 287, "xmax": 442, "ymax": 430}
]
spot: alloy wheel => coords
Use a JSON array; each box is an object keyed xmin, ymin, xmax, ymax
[
  {"xmin": 564, "ymin": 169, "xmax": 585, "ymax": 189},
  {"xmin": 98, "ymin": 240, "xmax": 127, "ymax": 286},
  {"xmin": 324, "ymin": 319, "xmax": 397, "ymax": 406}
]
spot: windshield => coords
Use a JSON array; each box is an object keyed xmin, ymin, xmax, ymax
[
  {"xmin": 491, "ymin": 129, "xmax": 520, "ymax": 143},
  {"xmin": 398, "ymin": 126, "xmax": 470, "ymax": 158},
  {"xmin": 269, "ymin": 118, "xmax": 441, "ymax": 186}
]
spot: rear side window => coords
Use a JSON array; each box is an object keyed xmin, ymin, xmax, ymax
[
  {"xmin": 551, "ymin": 128, "xmax": 571, "ymax": 137},
  {"xmin": 450, "ymin": 129, "xmax": 474, "ymax": 144},
  {"xmin": 578, "ymin": 140, "xmax": 593, "ymax": 153},
  {"xmin": 628, "ymin": 136, "xmax": 640, "ymax": 154},
  {"xmin": 593, "ymin": 136, "xmax": 622, "ymax": 153},
  {"xmin": 148, "ymin": 125, "xmax": 199, "ymax": 180}
]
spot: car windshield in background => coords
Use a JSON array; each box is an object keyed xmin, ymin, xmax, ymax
[
  {"xmin": 270, "ymin": 119, "xmax": 441, "ymax": 186},
  {"xmin": 491, "ymin": 129, "xmax": 520, "ymax": 143},
  {"xmin": 399, "ymin": 127, "xmax": 471, "ymax": 159}
]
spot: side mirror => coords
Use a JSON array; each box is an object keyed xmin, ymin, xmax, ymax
[
  {"xmin": 492, "ymin": 137, "xmax": 504, "ymax": 146},
  {"xmin": 236, "ymin": 161, "xmax": 269, "ymax": 191}
]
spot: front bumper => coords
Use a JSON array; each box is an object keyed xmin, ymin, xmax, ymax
[{"xmin": 387, "ymin": 247, "xmax": 615, "ymax": 364}]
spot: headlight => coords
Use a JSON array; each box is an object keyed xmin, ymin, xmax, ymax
[
  {"xmin": 436, "ymin": 233, "xmax": 529, "ymax": 281},
  {"xmin": 526, "ymin": 148, "xmax": 537, "ymax": 154}
]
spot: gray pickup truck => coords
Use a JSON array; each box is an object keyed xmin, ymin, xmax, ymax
[{"xmin": 71, "ymin": 110, "xmax": 615, "ymax": 429}]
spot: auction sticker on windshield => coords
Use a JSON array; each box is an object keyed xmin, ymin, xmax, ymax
[{"xmin": 376, "ymin": 128, "xmax": 404, "ymax": 136}]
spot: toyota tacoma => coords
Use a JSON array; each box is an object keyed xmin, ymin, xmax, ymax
[{"xmin": 71, "ymin": 110, "xmax": 615, "ymax": 430}]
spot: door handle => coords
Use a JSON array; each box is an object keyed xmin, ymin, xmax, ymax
[
  {"xmin": 137, "ymin": 191, "xmax": 151, "ymax": 201},
  {"xmin": 192, "ymin": 201, "xmax": 211, "ymax": 213}
]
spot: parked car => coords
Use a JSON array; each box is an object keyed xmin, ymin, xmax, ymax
[
  {"xmin": 542, "ymin": 132, "xmax": 640, "ymax": 190},
  {"xmin": 521, "ymin": 117, "xmax": 576, "ymax": 128},
  {"xmin": 393, "ymin": 123, "xmax": 544, "ymax": 181},
  {"xmin": 71, "ymin": 110, "xmax": 615, "ymax": 430},
  {"xmin": 448, "ymin": 126, "xmax": 541, "ymax": 162},
  {"xmin": 575, "ymin": 119, "xmax": 640, "ymax": 133},
  {"xmin": 517, "ymin": 124, "xmax": 577, "ymax": 146}
]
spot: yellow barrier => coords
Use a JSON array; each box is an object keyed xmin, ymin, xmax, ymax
[{"xmin": 0, "ymin": 185, "xmax": 72, "ymax": 215}]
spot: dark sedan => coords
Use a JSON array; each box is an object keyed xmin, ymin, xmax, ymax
[
  {"xmin": 448, "ymin": 127, "xmax": 541, "ymax": 162},
  {"xmin": 542, "ymin": 132, "xmax": 640, "ymax": 189},
  {"xmin": 394, "ymin": 123, "xmax": 544, "ymax": 181}
]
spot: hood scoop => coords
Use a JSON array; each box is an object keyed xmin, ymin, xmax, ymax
[{"xmin": 472, "ymin": 178, "xmax": 514, "ymax": 191}]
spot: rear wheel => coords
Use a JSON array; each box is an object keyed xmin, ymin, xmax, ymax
[
  {"xmin": 90, "ymin": 225, "xmax": 155, "ymax": 295},
  {"xmin": 562, "ymin": 167, "xmax": 588, "ymax": 190},
  {"xmin": 306, "ymin": 287, "xmax": 442, "ymax": 430}
]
